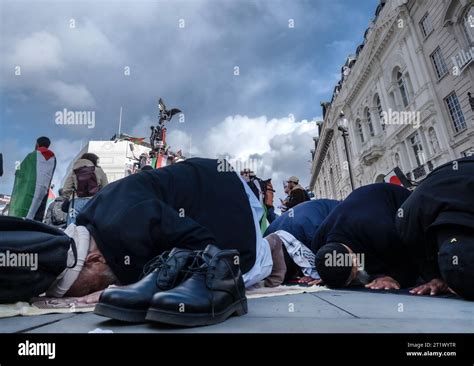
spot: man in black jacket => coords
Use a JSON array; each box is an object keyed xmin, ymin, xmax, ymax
[
  {"xmin": 396, "ymin": 156, "xmax": 474, "ymax": 300},
  {"xmin": 46, "ymin": 158, "xmax": 272, "ymax": 298},
  {"xmin": 286, "ymin": 176, "xmax": 310, "ymax": 209},
  {"xmin": 312, "ymin": 183, "xmax": 418, "ymax": 290}
]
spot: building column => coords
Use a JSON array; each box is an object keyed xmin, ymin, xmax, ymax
[
  {"xmin": 402, "ymin": 36, "xmax": 422, "ymax": 94},
  {"xmin": 361, "ymin": 118, "xmax": 371, "ymax": 142},
  {"xmin": 403, "ymin": 139, "xmax": 415, "ymax": 171},
  {"xmin": 370, "ymin": 107, "xmax": 382, "ymax": 135},
  {"xmin": 418, "ymin": 128, "xmax": 431, "ymax": 163},
  {"xmin": 421, "ymin": 127, "xmax": 434, "ymax": 157}
]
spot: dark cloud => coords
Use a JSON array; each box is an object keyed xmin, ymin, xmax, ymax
[{"xmin": 0, "ymin": 0, "xmax": 378, "ymax": 195}]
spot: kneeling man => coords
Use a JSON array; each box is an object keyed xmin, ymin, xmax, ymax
[
  {"xmin": 311, "ymin": 183, "xmax": 419, "ymax": 290},
  {"xmin": 2, "ymin": 158, "xmax": 272, "ymax": 304},
  {"xmin": 396, "ymin": 156, "xmax": 474, "ymax": 300}
]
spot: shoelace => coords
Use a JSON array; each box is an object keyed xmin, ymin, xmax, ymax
[
  {"xmin": 181, "ymin": 251, "xmax": 207, "ymax": 276},
  {"xmin": 141, "ymin": 251, "xmax": 171, "ymax": 278},
  {"xmin": 182, "ymin": 251, "xmax": 246, "ymax": 318}
]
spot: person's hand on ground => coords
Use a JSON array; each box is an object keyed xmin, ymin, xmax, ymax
[
  {"xmin": 298, "ymin": 276, "xmax": 323, "ymax": 286},
  {"xmin": 365, "ymin": 276, "xmax": 400, "ymax": 290},
  {"xmin": 76, "ymin": 289, "xmax": 105, "ymax": 304},
  {"xmin": 409, "ymin": 278, "xmax": 449, "ymax": 296}
]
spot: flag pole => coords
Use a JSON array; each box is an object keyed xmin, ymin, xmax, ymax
[{"xmin": 118, "ymin": 106, "xmax": 123, "ymax": 136}]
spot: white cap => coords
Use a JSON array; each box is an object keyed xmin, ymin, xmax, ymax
[{"xmin": 46, "ymin": 224, "xmax": 90, "ymax": 297}]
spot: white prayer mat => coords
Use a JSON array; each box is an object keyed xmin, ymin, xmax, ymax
[
  {"xmin": 246, "ymin": 284, "xmax": 329, "ymax": 299},
  {"xmin": 0, "ymin": 285, "xmax": 329, "ymax": 318},
  {"xmin": 0, "ymin": 297, "xmax": 95, "ymax": 318}
]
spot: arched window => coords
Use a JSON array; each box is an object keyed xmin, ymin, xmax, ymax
[
  {"xmin": 464, "ymin": 6, "xmax": 474, "ymax": 45},
  {"xmin": 366, "ymin": 108, "xmax": 375, "ymax": 137},
  {"xmin": 356, "ymin": 119, "xmax": 364, "ymax": 143},
  {"xmin": 428, "ymin": 127, "xmax": 440, "ymax": 154},
  {"xmin": 397, "ymin": 71, "xmax": 410, "ymax": 107},
  {"xmin": 375, "ymin": 95, "xmax": 386, "ymax": 130}
]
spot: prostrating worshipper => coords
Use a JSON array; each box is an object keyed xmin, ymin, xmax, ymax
[
  {"xmin": 9, "ymin": 137, "xmax": 56, "ymax": 221},
  {"xmin": 396, "ymin": 156, "xmax": 474, "ymax": 300},
  {"xmin": 0, "ymin": 158, "xmax": 272, "ymax": 326},
  {"xmin": 263, "ymin": 199, "xmax": 340, "ymax": 286},
  {"xmin": 311, "ymin": 183, "xmax": 419, "ymax": 290}
]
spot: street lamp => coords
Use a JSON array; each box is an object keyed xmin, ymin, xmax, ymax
[{"xmin": 337, "ymin": 111, "xmax": 355, "ymax": 191}]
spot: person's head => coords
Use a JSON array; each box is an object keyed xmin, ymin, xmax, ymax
[
  {"xmin": 315, "ymin": 243, "xmax": 367, "ymax": 288},
  {"xmin": 436, "ymin": 225, "xmax": 474, "ymax": 301},
  {"xmin": 65, "ymin": 237, "xmax": 118, "ymax": 297},
  {"xmin": 58, "ymin": 188, "xmax": 64, "ymax": 196},
  {"xmin": 240, "ymin": 169, "xmax": 252, "ymax": 182},
  {"xmin": 287, "ymin": 176, "xmax": 299, "ymax": 190},
  {"xmin": 80, "ymin": 153, "xmax": 99, "ymax": 166},
  {"xmin": 36, "ymin": 136, "xmax": 51, "ymax": 149}
]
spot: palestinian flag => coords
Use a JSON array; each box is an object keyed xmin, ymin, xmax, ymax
[
  {"xmin": 47, "ymin": 188, "xmax": 56, "ymax": 207},
  {"xmin": 384, "ymin": 167, "xmax": 413, "ymax": 188},
  {"xmin": 9, "ymin": 147, "xmax": 56, "ymax": 220}
]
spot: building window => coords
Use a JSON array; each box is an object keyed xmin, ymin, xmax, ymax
[
  {"xmin": 428, "ymin": 127, "xmax": 440, "ymax": 154},
  {"xmin": 410, "ymin": 132, "xmax": 426, "ymax": 167},
  {"xmin": 375, "ymin": 95, "xmax": 385, "ymax": 130},
  {"xmin": 430, "ymin": 47, "xmax": 448, "ymax": 79},
  {"xmin": 397, "ymin": 71, "xmax": 410, "ymax": 107},
  {"xmin": 420, "ymin": 13, "xmax": 434, "ymax": 38},
  {"xmin": 356, "ymin": 120, "xmax": 364, "ymax": 143},
  {"xmin": 445, "ymin": 92, "xmax": 467, "ymax": 133},
  {"xmin": 464, "ymin": 6, "xmax": 474, "ymax": 46},
  {"xmin": 462, "ymin": 148, "xmax": 474, "ymax": 157},
  {"xmin": 366, "ymin": 109, "xmax": 375, "ymax": 137}
]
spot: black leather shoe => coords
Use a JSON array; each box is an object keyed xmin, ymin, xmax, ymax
[
  {"xmin": 94, "ymin": 248, "xmax": 195, "ymax": 322},
  {"xmin": 146, "ymin": 244, "xmax": 247, "ymax": 327}
]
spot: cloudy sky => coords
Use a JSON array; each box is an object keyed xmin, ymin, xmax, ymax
[{"xmin": 0, "ymin": 0, "xmax": 378, "ymax": 203}]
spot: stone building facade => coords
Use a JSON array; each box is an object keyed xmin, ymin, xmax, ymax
[{"xmin": 310, "ymin": 0, "xmax": 474, "ymax": 200}]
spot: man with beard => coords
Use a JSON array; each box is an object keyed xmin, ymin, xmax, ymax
[
  {"xmin": 1, "ymin": 158, "xmax": 272, "ymax": 306},
  {"xmin": 396, "ymin": 156, "xmax": 474, "ymax": 300},
  {"xmin": 311, "ymin": 183, "xmax": 418, "ymax": 290}
]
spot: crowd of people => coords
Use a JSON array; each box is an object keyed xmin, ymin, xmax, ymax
[{"xmin": 0, "ymin": 135, "xmax": 473, "ymax": 327}]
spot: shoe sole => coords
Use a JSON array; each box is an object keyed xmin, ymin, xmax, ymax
[
  {"xmin": 94, "ymin": 303, "xmax": 148, "ymax": 323},
  {"xmin": 145, "ymin": 298, "xmax": 248, "ymax": 327}
]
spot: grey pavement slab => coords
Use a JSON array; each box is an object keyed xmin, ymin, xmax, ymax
[
  {"xmin": 24, "ymin": 313, "xmax": 474, "ymax": 333},
  {"xmin": 313, "ymin": 289, "xmax": 474, "ymax": 320},
  {"xmin": 2, "ymin": 290, "xmax": 473, "ymax": 333},
  {"xmin": 0, "ymin": 313, "xmax": 76, "ymax": 333}
]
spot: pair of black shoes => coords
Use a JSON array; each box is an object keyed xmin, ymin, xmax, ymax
[{"xmin": 94, "ymin": 245, "xmax": 248, "ymax": 327}]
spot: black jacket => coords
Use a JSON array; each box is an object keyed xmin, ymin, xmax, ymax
[
  {"xmin": 76, "ymin": 158, "xmax": 256, "ymax": 285},
  {"xmin": 286, "ymin": 186, "xmax": 310, "ymax": 209},
  {"xmin": 312, "ymin": 183, "xmax": 418, "ymax": 287},
  {"xmin": 396, "ymin": 156, "xmax": 474, "ymax": 280}
]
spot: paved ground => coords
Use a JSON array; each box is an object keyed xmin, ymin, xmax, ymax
[{"xmin": 2, "ymin": 288, "xmax": 474, "ymax": 333}]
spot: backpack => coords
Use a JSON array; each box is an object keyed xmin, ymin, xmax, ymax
[
  {"xmin": 74, "ymin": 166, "xmax": 99, "ymax": 198},
  {"xmin": 0, "ymin": 216, "xmax": 75, "ymax": 303}
]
